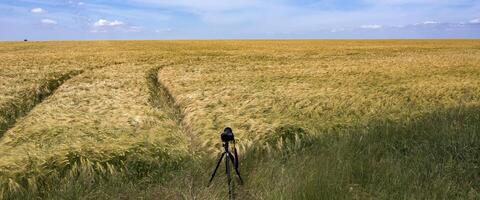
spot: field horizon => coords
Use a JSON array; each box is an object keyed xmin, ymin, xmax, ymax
[{"xmin": 0, "ymin": 40, "xmax": 479, "ymax": 199}]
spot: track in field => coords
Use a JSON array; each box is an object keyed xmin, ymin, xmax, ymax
[
  {"xmin": 147, "ymin": 66, "xmax": 201, "ymax": 198},
  {"xmin": 0, "ymin": 70, "xmax": 83, "ymax": 137}
]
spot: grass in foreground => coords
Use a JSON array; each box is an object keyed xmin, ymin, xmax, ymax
[{"xmin": 243, "ymin": 105, "xmax": 480, "ymax": 199}]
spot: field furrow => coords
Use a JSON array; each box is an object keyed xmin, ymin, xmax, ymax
[
  {"xmin": 0, "ymin": 64, "xmax": 190, "ymax": 198},
  {"xmin": 0, "ymin": 70, "xmax": 83, "ymax": 137},
  {"xmin": 148, "ymin": 66, "xmax": 195, "ymax": 148},
  {"xmin": 148, "ymin": 66, "xmax": 203, "ymax": 198}
]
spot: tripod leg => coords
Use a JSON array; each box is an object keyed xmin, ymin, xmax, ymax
[
  {"xmin": 208, "ymin": 152, "xmax": 225, "ymax": 185},
  {"xmin": 228, "ymin": 153, "xmax": 244, "ymax": 185},
  {"xmin": 226, "ymin": 152, "xmax": 233, "ymax": 200}
]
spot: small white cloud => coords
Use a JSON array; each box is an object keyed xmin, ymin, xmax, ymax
[
  {"xmin": 91, "ymin": 19, "xmax": 141, "ymax": 33},
  {"xmin": 423, "ymin": 21, "xmax": 438, "ymax": 24},
  {"xmin": 93, "ymin": 19, "xmax": 125, "ymax": 27},
  {"xmin": 78, "ymin": 2, "xmax": 85, "ymax": 6},
  {"xmin": 469, "ymin": 18, "xmax": 480, "ymax": 24},
  {"xmin": 31, "ymin": 8, "xmax": 45, "ymax": 13},
  {"xmin": 110, "ymin": 21, "xmax": 124, "ymax": 26},
  {"xmin": 360, "ymin": 24, "xmax": 382, "ymax": 29},
  {"xmin": 41, "ymin": 19, "xmax": 57, "ymax": 25}
]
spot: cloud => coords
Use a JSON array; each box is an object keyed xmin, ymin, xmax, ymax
[
  {"xmin": 360, "ymin": 24, "xmax": 382, "ymax": 29},
  {"xmin": 130, "ymin": 0, "xmax": 261, "ymax": 12},
  {"xmin": 31, "ymin": 8, "xmax": 45, "ymax": 13},
  {"xmin": 91, "ymin": 19, "xmax": 141, "ymax": 33},
  {"xmin": 423, "ymin": 21, "xmax": 438, "ymax": 24},
  {"xmin": 93, "ymin": 19, "xmax": 125, "ymax": 27},
  {"xmin": 41, "ymin": 19, "xmax": 57, "ymax": 25},
  {"xmin": 67, "ymin": 1, "xmax": 85, "ymax": 6},
  {"xmin": 364, "ymin": 0, "xmax": 473, "ymax": 6},
  {"xmin": 470, "ymin": 18, "xmax": 480, "ymax": 24}
]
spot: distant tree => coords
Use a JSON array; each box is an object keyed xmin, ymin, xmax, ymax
[{"xmin": 24, "ymin": 39, "xmax": 28, "ymax": 42}]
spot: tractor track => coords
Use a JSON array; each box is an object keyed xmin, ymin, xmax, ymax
[
  {"xmin": 147, "ymin": 65, "xmax": 200, "ymax": 199},
  {"xmin": 0, "ymin": 70, "xmax": 84, "ymax": 137},
  {"xmin": 147, "ymin": 65, "xmax": 255, "ymax": 200},
  {"xmin": 147, "ymin": 65, "xmax": 196, "ymax": 148}
]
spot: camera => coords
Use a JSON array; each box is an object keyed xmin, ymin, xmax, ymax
[
  {"xmin": 221, "ymin": 127, "xmax": 235, "ymax": 142},
  {"xmin": 209, "ymin": 127, "xmax": 244, "ymax": 194}
]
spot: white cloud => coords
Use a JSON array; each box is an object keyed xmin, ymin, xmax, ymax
[
  {"xmin": 93, "ymin": 19, "xmax": 125, "ymax": 27},
  {"xmin": 91, "ymin": 19, "xmax": 142, "ymax": 33},
  {"xmin": 131, "ymin": 0, "xmax": 261, "ymax": 12},
  {"xmin": 67, "ymin": 1, "xmax": 85, "ymax": 6},
  {"xmin": 364, "ymin": 0, "xmax": 472, "ymax": 6},
  {"xmin": 41, "ymin": 19, "xmax": 57, "ymax": 25},
  {"xmin": 423, "ymin": 21, "xmax": 438, "ymax": 24},
  {"xmin": 360, "ymin": 24, "xmax": 382, "ymax": 29},
  {"xmin": 469, "ymin": 18, "xmax": 480, "ymax": 24},
  {"xmin": 31, "ymin": 8, "xmax": 45, "ymax": 13}
]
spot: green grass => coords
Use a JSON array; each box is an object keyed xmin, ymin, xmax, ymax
[{"xmin": 242, "ymin": 105, "xmax": 480, "ymax": 199}]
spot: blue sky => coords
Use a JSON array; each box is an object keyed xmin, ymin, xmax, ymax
[{"xmin": 0, "ymin": 0, "xmax": 479, "ymax": 40}]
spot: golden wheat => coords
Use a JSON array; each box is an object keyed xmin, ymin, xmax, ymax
[{"xmin": 0, "ymin": 40, "xmax": 479, "ymax": 198}]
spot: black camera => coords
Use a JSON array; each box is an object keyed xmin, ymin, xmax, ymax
[
  {"xmin": 209, "ymin": 127, "xmax": 244, "ymax": 193},
  {"xmin": 221, "ymin": 127, "xmax": 235, "ymax": 142}
]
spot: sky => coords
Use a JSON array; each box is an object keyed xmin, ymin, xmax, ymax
[{"xmin": 0, "ymin": 0, "xmax": 479, "ymax": 40}]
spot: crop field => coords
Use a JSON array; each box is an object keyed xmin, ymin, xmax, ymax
[{"xmin": 0, "ymin": 40, "xmax": 479, "ymax": 199}]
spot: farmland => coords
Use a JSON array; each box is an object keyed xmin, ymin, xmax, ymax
[{"xmin": 0, "ymin": 40, "xmax": 479, "ymax": 199}]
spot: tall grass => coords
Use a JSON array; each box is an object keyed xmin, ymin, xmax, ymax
[
  {"xmin": 241, "ymin": 105, "xmax": 480, "ymax": 199},
  {"xmin": 0, "ymin": 146, "xmax": 187, "ymax": 199},
  {"xmin": 82, "ymin": 105, "xmax": 479, "ymax": 199}
]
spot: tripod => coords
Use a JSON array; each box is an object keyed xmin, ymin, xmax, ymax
[{"xmin": 208, "ymin": 140, "xmax": 243, "ymax": 199}]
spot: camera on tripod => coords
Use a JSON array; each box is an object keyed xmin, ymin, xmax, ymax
[
  {"xmin": 209, "ymin": 127, "xmax": 243, "ymax": 199},
  {"xmin": 221, "ymin": 127, "xmax": 235, "ymax": 143}
]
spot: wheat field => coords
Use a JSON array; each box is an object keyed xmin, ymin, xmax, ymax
[{"xmin": 0, "ymin": 40, "xmax": 479, "ymax": 199}]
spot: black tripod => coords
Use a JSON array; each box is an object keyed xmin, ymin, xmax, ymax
[{"xmin": 208, "ymin": 140, "xmax": 243, "ymax": 199}]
